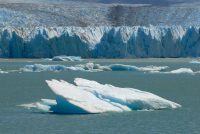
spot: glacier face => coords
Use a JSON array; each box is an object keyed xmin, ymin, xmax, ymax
[
  {"xmin": 1, "ymin": 26, "xmax": 200, "ymax": 58},
  {"xmin": 19, "ymin": 78, "xmax": 181, "ymax": 114}
]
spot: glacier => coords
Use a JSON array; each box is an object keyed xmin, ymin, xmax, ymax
[
  {"xmin": 1, "ymin": 26, "xmax": 200, "ymax": 58},
  {"xmin": 19, "ymin": 78, "xmax": 181, "ymax": 114}
]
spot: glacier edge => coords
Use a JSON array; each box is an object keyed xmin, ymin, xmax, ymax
[{"xmin": 1, "ymin": 26, "xmax": 200, "ymax": 58}]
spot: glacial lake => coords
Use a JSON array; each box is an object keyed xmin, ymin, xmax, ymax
[{"xmin": 0, "ymin": 58, "xmax": 200, "ymax": 134}]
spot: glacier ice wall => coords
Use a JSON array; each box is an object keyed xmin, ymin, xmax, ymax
[{"xmin": 1, "ymin": 26, "xmax": 200, "ymax": 58}]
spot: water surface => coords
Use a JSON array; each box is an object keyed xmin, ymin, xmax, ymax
[{"xmin": 0, "ymin": 58, "xmax": 199, "ymax": 134}]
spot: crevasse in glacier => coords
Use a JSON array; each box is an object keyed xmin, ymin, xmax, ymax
[
  {"xmin": 1, "ymin": 26, "xmax": 200, "ymax": 58},
  {"xmin": 19, "ymin": 78, "xmax": 181, "ymax": 114}
]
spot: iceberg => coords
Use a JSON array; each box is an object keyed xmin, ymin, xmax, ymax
[
  {"xmin": 68, "ymin": 63, "xmax": 168, "ymax": 72},
  {"xmin": 109, "ymin": 64, "xmax": 168, "ymax": 72},
  {"xmin": 19, "ymin": 63, "xmax": 200, "ymax": 74},
  {"xmin": 0, "ymin": 69, "xmax": 8, "ymax": 74},
  {"xmin": 168, "ymin": 68, "xmax": 194, "ymax": 74},
  {"xmin": 190, "ymin": 60, "xmax": 200, "ymax": 64},
  {"xmin": 74, "ymin": 63, "xmax": 111, "ymax": 72},
  {"xmin": 52, "ymin": 55, "xmax": 83, "ymax": 61},
  {"xmin": 20, "ymin": 78, "xmax": 181, "ymax": 114},
  {"xmin": 20, "ymin": 64, "xmax": 68, "ymax": 72},
  {"xmin": 151, "ymin": 68, "xmax": 197, "ymax": 74},
  {"xmin": 19, "ymin": 63, "xmax": 108, "ymax": 72}
]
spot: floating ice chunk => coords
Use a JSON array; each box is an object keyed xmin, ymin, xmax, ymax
[
  {"xmin": 42, "ymin": 58, "xmax": 52, "ymax": 61},
  {"xmin": 19, "ymin": 63, "xmax": 198, "ymax": 75},
  {"xmin": 190, "ymin": 60, "xmax": 200, "ymax": 64},
  {"xmin": 150, "ymin": 68, "xmax": 197, "ymax": 74},
  {"xmin": 20, "ymin": 79, "xmax": 181, "ymax": 114},
  {"xmin": 19, "ymin": 99, "xmax": 57, "ymax": 111},
  {"xmin": 45, "ymin": 79, "xmax": 128, "ymax": 113},
  {"xmin": 165, "ymin": 68, "xmax": 194, "ymax": 74},
  {"xmin": 137, "ymin": 66, "xmax": 169, "ymax": 72},
  {"xmin": 75, "ymin": 62, "xmax": 111, "ymax": 72},
  {"xmin": 52, "ymin": 55, "xmax": 83, "ymax": 61},
  {"xmin": 109, "ymin": 64, "xmax": 168, "ymax": 72},
  {"xmin": 169, "ymin": 68, "xmax": 194, "ymax": 74},
  {"xmin": 20, "ymin": 64, "xmax": 67, "ymax": 72},
  {"xmin": 69, "ymin": 63, "xmax": 167, "ymax": 72},
  {"xmin": 20, "ymin": 63, "xmax": 110, "ymax": 72},
  {"xmin": 0, "ymin": 69, "xmax": 8, "ymax": 74},
  {"xmin": 74, "ymin": 78, "xmax": 181, "ymax": 110}
]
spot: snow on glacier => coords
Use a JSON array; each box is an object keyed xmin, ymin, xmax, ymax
[{"xmin": 19, "ymin": 78, "xmax": 181, "ymax": 114}]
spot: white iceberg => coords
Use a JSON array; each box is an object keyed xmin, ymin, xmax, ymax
[
  {"xmin": 190, "ymin": 60, "xmax": 200, "ymax": 64},
  {"xmin": 20, "ymin": 78, "xmax": 181, "ymax": 114},
  {"xmin": 151, "ymin": 68, "xmax": 197, "ymax": 74},
  {"xmin": 52, "ymin": 55, "xmax": 83, "ymax": 61},
  {"xmin": 0, "ymin": 69, "xmax": 8, "ymax": 74},
  {"xmin": 74, "ymin": 62, "xmax": 111, "ymax": 72},
  {"xmin": 169, "ymin": 68, "xmax": 194, "ymax": 74}
]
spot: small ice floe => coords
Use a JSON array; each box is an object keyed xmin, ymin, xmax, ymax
[
  {"xmin": 189, "ymin": 60, "xmax": 200, "ymax": 64},
  {"xmin": 20, "ymin": 64, "xmax": 68, "ymax": 72},
  {"xmin": 168, "ymin": 68, "xmax": 194, "ymax": 74},
  {"xmin": 151, "ymin": 68, "xmax": 199, "ymax": 75},
  {"xmin": 73, "ymin": 62, "xmax": 111, "ymax": 72},
  {"xmin": 0, "ymin": 69, "xmax": 8, "ymax": 74},
  {"xmin": 109, "ymin": 64, "xmax": 168, "ymax": 72},
  {"xmin": 19, "ymin": 78, "xmax": 181, "ymax": 114},
  {"xmin": 41, "ymin": 58, "xmax": 52, "ymax": 61},
  {"xmin": 52, "ymin": 55, "xmax": 83, "ymax": 61}
]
